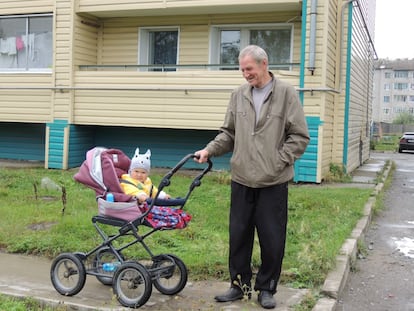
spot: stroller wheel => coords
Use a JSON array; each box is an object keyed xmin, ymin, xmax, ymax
[
  {"xmin": 152, "ymin": 254, "xmax": 188, "ymax": 295},
  {"xmin": 50, "ymin": 253, "xmax": 86, "ymax": 296},
  {"xmin": 112, "ymin": 261, "xmax": 152, "ymax": 308},
  {"xmin": 93, "ymin": 247, "xmax": 124, "ymax": 286}
]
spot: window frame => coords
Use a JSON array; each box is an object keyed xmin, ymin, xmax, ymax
[
  {"xmin": 138, "ymin": 26, "xmax": 180, "ymax": 72},
  {"xmin": 0, "ymin": 13, "xmax": 53, "ymax": 73},
  {"xmin": 209, "ymin": 23, "xmax": 294, "ymax": 70}
]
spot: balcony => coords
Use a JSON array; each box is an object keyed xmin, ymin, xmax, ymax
[{"xmin": 77, "ymin": 0, "xmax": 302, "ymax": 18}]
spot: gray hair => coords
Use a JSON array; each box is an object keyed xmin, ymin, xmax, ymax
[{"xmin": 238, "ymin": 45, "xmax": 268, "ymax": 64}]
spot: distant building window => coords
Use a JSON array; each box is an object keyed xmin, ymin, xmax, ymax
[
  {"xmin": 393, "ymin": 107, "xmax": 404, "ymax": 113},
  {"xmin": 384, "ymin": 83, "xmax": 390, "ymax": 91},
  {"xmin": 210, "ymin": 24, "xmax": 293, "ymax": 70},
  {"xmin": 394, "ymin": 83, "xmax": 408, "ymax": 90},
  {"xmin": 394, "ymin": 70, "xmax": 408, "ymax": 78},
  {"xmin": 409, "ymin": 96, "xmax": 414, "ymax": 102},
  {"xmin": 383, "ymin": 108, "xmax": 390, "ymax": 114},
  {"xmin": 138, "ymin": 27, "xmax": 179, "ymax": 71},
  {"xmin": 384, "ymin": 72, "xmax": 391, "ymax": 78},
  {"xmin": 0, "ymin": 14, "xmax": 53, "ymax": 72},
  {"xmin": 393, "ymin": 95, "xmax": 407, "ymax": 102},
  {"xmin": 409, "ymin": 107, "xmax": 414, "ymax": 114},
  {"xmin": 411, "ymin": 83, "xmax": 414, "ymax": 90},
  {"xmin": 383, "ymin": 96, "xmax": 390, "ymax": 103}
]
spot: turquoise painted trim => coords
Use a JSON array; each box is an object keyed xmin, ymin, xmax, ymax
[
  {"xmin": 46, "ymin": 119, "xmax": 68, "ymax": 169},
  {"xmin": 299, "ymin": 0, "xmax": 308, "ymax": 103},
  {"xmin": 0, "ymin": 122, "xmax": 45, "ymax": 161},
  {"xmin": 293, "ymin": 116, "xmax": 321, "ymax": 183},
  {"xmin": 92, "ymin": 126, "xmax": 232, "ymax": 170},
  {"xmin": 68, "ymin": 125, "xmax": 94, "ymax": 167},
  {"xmin": 342, "ymin": 3, "xmax": 353, "ymax": 170}
]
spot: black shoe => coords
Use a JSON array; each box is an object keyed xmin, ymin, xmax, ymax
[
  {"xmin": 258, "ymin": 291, "xmax": 276, "ymax": 309},
  {"xmin": 214, "ymin": 287, "xmax": 244, "ymax": 302}
]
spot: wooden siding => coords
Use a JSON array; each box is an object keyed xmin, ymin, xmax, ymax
[
  {"xmin": 72, "ymin": 70, "xmax": 300, "ymax": 129},
  {"xmin": 0, "ymin": 2, "xmax": 55, "ymax": 123},
  {"xmin": 47, "ymin": 119, "xmax": 67, "ymax": 168},
  {"xmin": 77, "ymin": 0, "xmax": 301, "ymax": 17},
  {"xmin": 95, "ymin": 12, "xmax": 302, "ymax": 66},
  {"xmin": 52, "ymin": 0, "xmax": 73, "ymax": 122},
  {"xmin": 73, "ymin": 15, "xmax": 99, "ymax": 66},
  {"xmin": 0, "ymin": 122, "xmax": 45, "ymax": 161},
  {"xmin": 346, "ymin": 0, "xmax": 372, "ymax": 172},
  {"xmin": 0, "ymin": 74, "xmax": 53, "ymax": 123},
  {"xmin": 0, "ymin": 0, "xmax": 53, "ymax": 15},
  {"xmin": 68, "ymin": 124, "xmax": 94, "ymax": 167},
  {"xmin": 92, "ymin": 126, "xmax": 231, "ymax": 169},
  {"xmin": 294, "ymin": 116, "xmax": 321, "ymax": 182},
  {"xmin": 321, "ymin": 0, "xmax": 342, "ymax": 180}
]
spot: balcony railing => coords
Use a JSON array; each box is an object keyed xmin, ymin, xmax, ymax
[{"xmin": 78, "ymin": 63, "xmax": 300, "ymax": 71}]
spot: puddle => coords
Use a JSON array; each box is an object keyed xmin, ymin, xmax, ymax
[{"xmin": 393, "ymin": 237, "xmax": 414, "ymax": 258}]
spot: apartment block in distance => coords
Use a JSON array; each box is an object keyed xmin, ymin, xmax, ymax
[{"xmin": 373, "ymin": 59, "xmax": 414, "ymax": 123}]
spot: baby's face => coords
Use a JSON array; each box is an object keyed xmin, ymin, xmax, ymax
[{"xmin": 130, "ymin": 168, "xmax": 148, "ymax": 182}]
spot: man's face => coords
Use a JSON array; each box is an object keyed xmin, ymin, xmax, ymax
[{"xmin": 239, "ymin": 55, "xmax": 268, "ymax": 88}]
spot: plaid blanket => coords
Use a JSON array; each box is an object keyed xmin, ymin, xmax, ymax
[{"xmin": 140, "ymin": 204, "xmax": 191, "ymax": 229}]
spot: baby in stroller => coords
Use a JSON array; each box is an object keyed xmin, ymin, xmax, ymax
[
  {"xmin": 50, "ymin": 146, "xmax": 212, "ymax": 308},
  {"xmin": 119, "ymin": 148, "xmax": 191, "ymax": 229},
  {"xmin": 121, "ymin": 148, "xmax": 171, "ymax": 203}
]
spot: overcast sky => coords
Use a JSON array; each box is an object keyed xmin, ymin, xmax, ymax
[{"xmin": 374, "ymin": 0, "xmax": 414, "ymax": 59}]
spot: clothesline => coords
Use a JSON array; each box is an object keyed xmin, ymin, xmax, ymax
[{"xmin": 0, "ymin": 34, "xmax": 35, "ymax": 59}]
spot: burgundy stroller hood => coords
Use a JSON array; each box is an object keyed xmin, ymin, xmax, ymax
[{"xmin": 74, "ymin": 147, "xmax": 134, "ymax": 203}]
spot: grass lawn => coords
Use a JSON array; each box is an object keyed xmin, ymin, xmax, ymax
[{"xmin": 0, "ymin": 165, "xmax": 378, "ymax": 308}]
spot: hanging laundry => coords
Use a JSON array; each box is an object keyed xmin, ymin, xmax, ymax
[
  {"xmin": 7, "ymin": 37, "xmax": 17, "ymax": 55},
  {"xmin": 0, "ymin": 38, "xmax": 8, "ymax": 54},
  {"xmin": 16, "ymin": 36, "xmax": 24, "ymax": 51}
]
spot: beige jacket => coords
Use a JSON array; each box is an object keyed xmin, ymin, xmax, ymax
[{"xmin": 205, "ymin": 73, "xmax": 310, "ymax": 188}]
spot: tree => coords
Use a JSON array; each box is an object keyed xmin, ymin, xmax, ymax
[{"xmin": 393, "ymin": 112, "xmax": 414, "ymax": 124}]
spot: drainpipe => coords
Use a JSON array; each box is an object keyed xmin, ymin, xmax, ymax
[
  {"xmin": 307, "ymin": 0, "xmax": 317, "ymax": 75},
  {"xmin": 342, "ymin": 0, "xmax": 353, "ymax": 170},
  {"xmin": 299, "ymin": 0, "xmax": 308, "ymax": 104}
]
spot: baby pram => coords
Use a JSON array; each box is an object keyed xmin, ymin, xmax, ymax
[{"xmin": 49, "ymin": 147, "xmax": 212, "ymax": 308}]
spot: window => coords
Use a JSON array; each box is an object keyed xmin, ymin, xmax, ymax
[
  {"xmin": 409, "ymin": 96, "xmax": 414, "ymax": 102},
  {"xmin": 394, "ymin": 83, "xmax": 408, "ymax": 90},
  {"xmin": 0, "ymin": 14, "xmax": 52, "ymax": 71},
  {"xmin": 393, "ymin": 107, "xmax": 404, "ymax": 113},
  {"xmin": 383, "ymin": 96, "xmax": 390, "ymax": 103},
  {"xmin": 393, "ymin": 95, "xmax": 407, "ymax": 102},
  {"xmin": 384, "ymin": 83, "xmax": 390, "ymax": 91},
  {"xmin": 138, "ymin": 27, "xmax": 179, "ymax": 71},
  {"xmin": 394, "ymin": 70, "xmax": 408, "ymax": 78},
  {"xmin": 383, "ymin": 108, "xmax": 390, "ymax": 115},
  {"xmin": 210, "ymin": 24, "xmax": 293, "ymax": 70},
  {"xmin": 384, "ymin": 72, "xmax": 391, "ymax": 78}
]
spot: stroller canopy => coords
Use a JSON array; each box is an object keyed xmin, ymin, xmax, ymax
[{"xmin": 74, "ymin": 147, "xmax": 134, "ymax": 202}]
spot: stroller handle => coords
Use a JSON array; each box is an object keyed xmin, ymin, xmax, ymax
[
  {"xmin": 162, "ymin": 154, "xmax": 212, "ymax": 183},
  {"xmin": 141, "ymin": 153, "xmax": 213, "ymax": 219}
]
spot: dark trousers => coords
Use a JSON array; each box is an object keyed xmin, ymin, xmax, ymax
[{"xmin": 229, "ymin": 181, "xmax": 288, "ymax": 294}]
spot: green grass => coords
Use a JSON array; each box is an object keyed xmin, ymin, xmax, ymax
[
  {"xmin": 371, "ymin": 135, "xmax": 400, "ymax": 151},
  {"xmin": 0, "ymin": 294, "xmax": 63, "ymax": 311},
  {"xmin": 0, "ymin": 166, "xmax": 375, "ymax": 309}
]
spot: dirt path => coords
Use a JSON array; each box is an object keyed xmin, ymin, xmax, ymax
[{"xmin": 335, "ymin": 152, "xmax": 414, "ymax": 311}]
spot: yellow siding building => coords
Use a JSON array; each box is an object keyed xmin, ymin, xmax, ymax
[{"xmin": 0, "ymin": 0, "xmax": 376, "ymax": 182}]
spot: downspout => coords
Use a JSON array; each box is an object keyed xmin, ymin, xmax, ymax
[
  {"xmin": 342, "ymin": 0, "xmax": 354, "ymax": 169},
  {"xmin": 298, "ymin": 0, "xmax": 354, "ymax": 94},
  {"xmin": 307, "ymin": 0, "xmax": 317, "ymax": 75},
  {"xmin": 299, "ymin": 0, "xmax": 308, "ymax": 103}
]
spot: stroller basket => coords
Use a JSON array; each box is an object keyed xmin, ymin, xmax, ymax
[{"xmin": 50, "ymin": 148, "xmax": 212, "ymax": 308}]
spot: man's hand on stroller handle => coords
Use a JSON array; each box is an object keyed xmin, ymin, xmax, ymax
[{"xmin": 194, "ymin": 149, "xmax": 209, "ymax": 163}]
